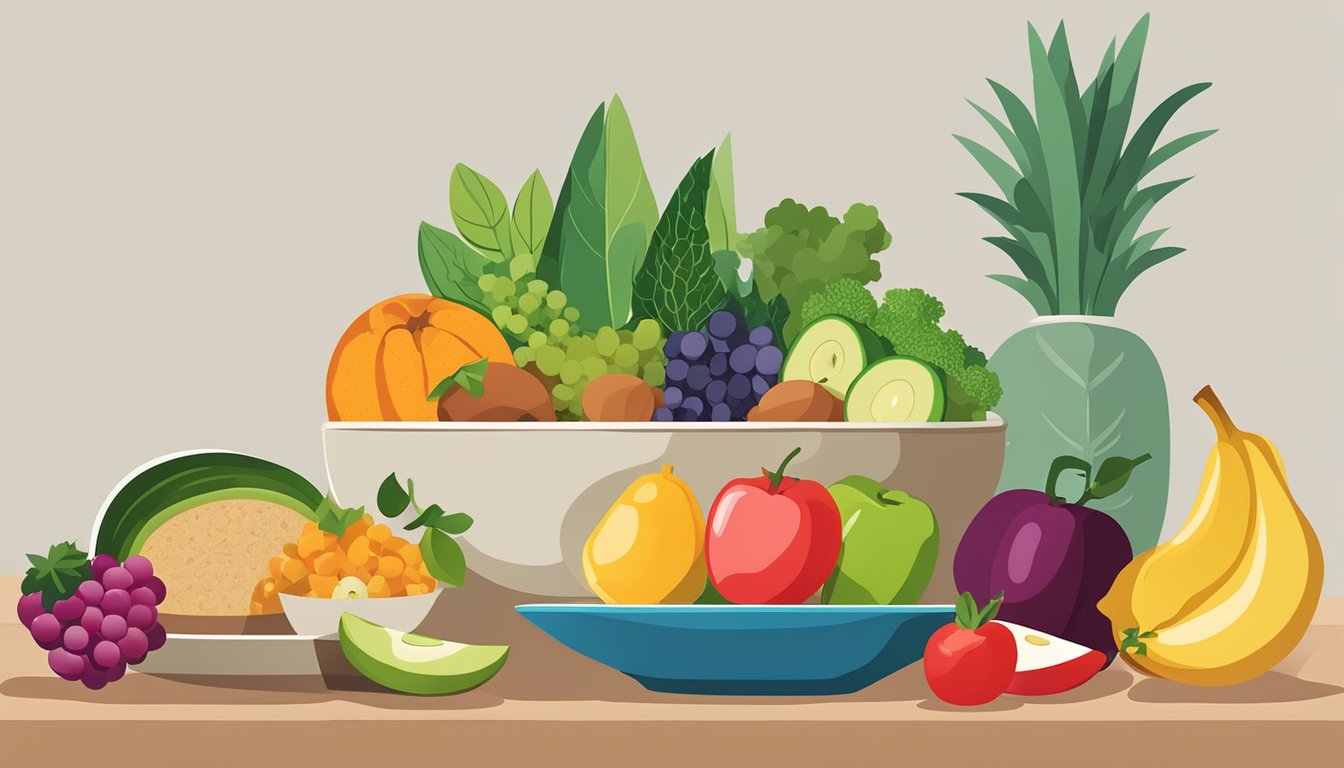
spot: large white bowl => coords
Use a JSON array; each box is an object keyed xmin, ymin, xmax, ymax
[{"xmin": 322, "ymin": 419, "xmax": 1006, "ymax": 599}]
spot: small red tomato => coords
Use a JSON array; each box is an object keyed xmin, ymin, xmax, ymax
[{"xmin": 923, "ymin": 592, "xmax": 1017, "ymax": 706}]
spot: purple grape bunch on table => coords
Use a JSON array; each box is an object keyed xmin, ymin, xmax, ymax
[
  {"xmin": 17, "ymin": 554, "xmax": 169, "ymax": 690},
  {"xmin": 654, "ymin": 308, "xmax": 783, "ymax": 422}
]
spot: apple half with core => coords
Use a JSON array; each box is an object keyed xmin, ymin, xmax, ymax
[{"xmin": 998, "ymin": 620, "xmax": 1107, "ymax": 696}]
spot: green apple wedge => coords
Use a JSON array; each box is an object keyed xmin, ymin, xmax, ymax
[
  {"xmin": 821, "ymin": 476, "xmax": 939, "ymax": 605},
  {"xmin": 338, "ymin": 613, "xmax": 509, "ymax": 695}
]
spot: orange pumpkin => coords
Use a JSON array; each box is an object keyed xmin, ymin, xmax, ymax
[{"xmin": 326, "ymin": 294, "xmax": 514, "ymax": 421}]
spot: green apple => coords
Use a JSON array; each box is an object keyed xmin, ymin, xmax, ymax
[
  {"xmin": 821, "ymin": 475, "xmax": 939, "ymax": 605},
  {"xmin": 338, "ymin": 613, "xmax": 509, "ymax": 695}
]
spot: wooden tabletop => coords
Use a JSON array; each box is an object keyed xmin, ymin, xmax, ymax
[{"xmin": 1, "ymin": 576, "xmax": 1340, "ymax": 766}]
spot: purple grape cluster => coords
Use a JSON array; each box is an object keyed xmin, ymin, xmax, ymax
[
  {"xmin": 654, "ymin": 308, "xmax": 783, "ymax": 422},
  {"xmin": 17, "ymin": 554, "xmax": 168, "ymax": 689}
]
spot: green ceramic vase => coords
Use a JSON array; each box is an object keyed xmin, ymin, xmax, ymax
[{"xmin": 990, "ymin": 316, "xmax": 1170, "ymax": 552}]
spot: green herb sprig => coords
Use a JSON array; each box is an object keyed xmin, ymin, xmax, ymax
[{"xmin": 377, "ymin": 473, "xmax": 474, "ymax": 587}]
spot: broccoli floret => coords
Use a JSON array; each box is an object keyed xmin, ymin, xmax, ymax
[
  {"xmin": 799, "ymin": 278, "xmax": 878, "ymax": 327},
  {"xmin": 869, "ymin": 288, "xmax": 1002, "ymax": 416}
]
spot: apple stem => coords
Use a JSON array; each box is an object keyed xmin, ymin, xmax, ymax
[
  {"xmin": 765, "ymin": 447, "xmax": 803, "ymax": 491},
  {"xmin": 877, "ymin": 491, "xmax": 904, "ymax": 506}
]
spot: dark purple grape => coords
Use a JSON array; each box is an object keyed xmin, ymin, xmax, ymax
[
  {"xmin": 663, "ymin": 386, "xmax": 684, "ymax": 409},
  {"xmin": 101, "ymin": 589, "xmax": 132, "ymax": 617},
  {"xmin": 751, "ymin": 375, "xmax": 773, "ymax": 397},
  {"xmin": 90, "ymin": 554, "xmax": 118, "ymax": 581},
  {"xmin": 101, "ymin": 566, "xmax": 133, "ymax": 591},
  {"xmin": 707, "ymin": 310, "xmax": 742, "ymax": 340},
  {"xmin": 665, "ymin": 358, "xmax": 689, "ymax": 383},
  {"xmin": 123, "ymin": 555, "xmax": 154, "ymax": 586},
  {"xmin": 92, "ymin": 640, "xmax": 122, "ymax": 669},
  {"xmin": 749, "ymin": 326, "xmax": 774, "ymax": 346},
  {"xmin": 679, "ymin": 332, "xmax": 708, "ymax": 361},
  {"xmin": 705, "ymin": 379, "xmax": 728, "ymax": 404},
  {"xmin": 711, "ymin": 403, "xmax": 733, "ymax": 421},
  {"xmin": 52, "ymin": 596, "xmax": 85, "ymax": 624},
  {"xmin": 682, "ymin": 396, "xmax": 705, "ymax": 420},
  {"xmin": 31, "ymin": 613, "xmax": 62, "ymax": 649},
  {"xmin": 49, "ymin": 648, "xmax": 87, "ymax": 681},
  {"xmin": 727, "ymin": 374, "xmax": 751, "ymax": 400},
  {"xmin": 81, "ymin": 665, "xmax": 109, "ymax": 690},
  {"xmin": 755, "ymin": 346, "xmax": 784, "ymax": 376},
  {"xmin": 130, "ymin": 587, "xmax": 156, "ymax": 608},
  {"xmin": 146, "ymin": 623, "xmax": 167, "ymax": 652},
  {"xmin": 686, "ymin": 365, "xmax": 711, "ymax": 392},
  {"xmin": 106, "ymin": 660, "xmax": 127, "ymax": 683},
  {"xmin": 146, "ymin": 577, "xmax": 167, "ymax": 605},
  {"xmin": 652, "ymin": 406, "xmax": 674, "ymax": 422},
  {"xmin": 709, "ymin": 353, "xmax": 728, "ymax": 377},
  {"xmin": 710, "ymin": 337, "xmax": 730, "ymax": 354},
  {"xmin": 81, "ymin": 606, "xmax": 104, "ymax": 635},
  {"xmin": 663, "ymin": 331, "xmax": 686, "ymax": 358},
  {"xmin": 17, "ymin": 592, "xmax": 43, "ymax": 629},
  {"xmin": 118, "ymin": 628, "xmax": 149, "ymax": 663},
  {"xmin": 672, "ymin": 407, "xmax": 698, "ymax": 422},
  {"xmin": 729, "ymin": 345, "xmax": 757, "ymax": 374},
  {"xmin": 62, "ymin": 625, "xmax": 91, "ymax": 653},
  {"xmin": 127, "ymin": 604, "xmax": 157, "ymax": 631},
  {"xmin": 76, "ymin": 580, "xmax": 104, "ymax": 607},
  {"xmin": 100, "ymin": 614, "xmax": 129, "ymax": 643}
]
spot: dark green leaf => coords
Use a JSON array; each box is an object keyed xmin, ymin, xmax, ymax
[
  {"xmin": 404, "ymin": 503, "xmax": 446, "ymax": 532},
  {"xmin": 428, "ymin": 512, "xmax": 474, "ymax": 535},
  {"xmin": 956, "ymin": 192, "xmax": 1024, "ymax": 232},
  {"xmin": 954, "ymin": 135, "xmax": 1022, "ymax": 200},
  {"xmin": 315, "ymin": 493, "xmax": 364, "ymax": 537},
  {"xmin": 1028, "ymin": 22, "xmax": 1083, "ymax": 313},
  {"xmin": 1095, "ymin": 82, "xmax": 1212, "ymax": 220},
  {"xmin": 631, "ymin": 150, "xmax": 726, "ymax": 332},
  {"xmin": 377, "ymin": 473, "xmax": 410, "ymax": 519},
  {"xmin": 418, "ymin": 222, "xmax": 493, "ymax": 315},
  {"xmin": 426, "ymin": 358, "xmax": 488, "ymax": 401},
  {"xmin": 1086, "ymin": 453, "xmax": 1152, "ymax": 502},
  {"xmin": 987, "ymin": 79, "xmax": 1048, "ymax": 208},
  {"xmin": 421, "ymin": 529, "xmax": 467, "ymax": 587},
  {"xmin": 985, "ymin": 236, "xmax": 1055, "ymax": 307},
  {"xmin": 450, "ymin": 163, "xmax": 513, "ymax": 261},
  {"xmin": 954, "ymin": 591, "xmax": 975, "ymax": 628},
  {"xmin": 23, "ymin": 542, "xmax": 91, "ymax": 611},
  {"xmin": 711, "ymin": 249, "xmax": 752, "ymax": 298},
  {"xmin": 1140, "ymin": 129, "xmax": 1217, "ymax": 181},
  {"xmin": 987, "ymin": 274, "xmax": 1052, "ymax": 315}
]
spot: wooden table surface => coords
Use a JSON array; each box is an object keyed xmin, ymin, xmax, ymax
[{"xmin": 2, "ymin": 576, "xmax": 1340, "ymax": 766}]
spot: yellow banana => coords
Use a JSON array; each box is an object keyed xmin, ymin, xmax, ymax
[
  {"xmin": 1123, "ymin": 387, "xmax": 1255, "ymax": 630},
  {"xmin": 1099, "ymin": 386, "xmax": 1324, "ymax": 686}
]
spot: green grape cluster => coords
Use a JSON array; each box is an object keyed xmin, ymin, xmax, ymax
[{"xmin": 476, "ymin": 273, "xmax": 666, "ymax": 420}]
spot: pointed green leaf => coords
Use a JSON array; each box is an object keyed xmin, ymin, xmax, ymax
[
  {"xmin": 1140, "ymin": 129, "xmax": 1218, "ymax": 181},
  {"xmin": 511, "ymin": 170, "xmax": 553, "ymax": 257},
  {"xmin": 968, "ymin": 100, "xmax": 1031, "ymax": 176},
  {"xmin": 418, "ymin": 222, "xmax": 493, "ymax": 315},
  {"xmin": 449, "ymin": 163, "xmax": 514, "ymax": 262},
  {"xmin": 427, "ymin": 358, "xmax": 488, "ymax": 401},
  {"xmin": 429, "ymin": 512, "xmax": 475, "ymax": 535},
  {"xmin": 377, "ymin": 473, "xmax": 410, "ymax": 519},
  {"xmin": 956, "ymin": 192, "xmax": 1024, "ymax": 231},
  {"xmin": 420, "ymin": 528, "xmax": 467, "ymax": 587},
  {"xmin": 988, "ymin": 273, "xmax": 1053, "ymax": 315},
  {"xmin": 955, "ymin": 135, "xmax": 1022, "ymax": 200},
  {"xmin": 1029, "ymin": 23, "xmax": 1083, "ymax": 312},
  {"xmin": 315, "ymin": 494, "xmax": 365, "ymax": 537},
  {"xmin": 985, "ymin": 237, "xmax": 1055, "ymax": 307},
  {"xmin": 631, "ymin": 151, "xmax": 726, "ymax": 332},
  {"xmin": 554, "ymin": 96, "xmax": 660, "ymax": 330},
  {"xmin": 705, "ymin": 134, "xmax": 739, "ymax": 253},
  {"xmin": 988, "ymin": 78, "xmax": 1050, "ymax": 208},
  {"xmin": 1096, "ymin": 83, "xmax": 1212, "ymax": 220}
]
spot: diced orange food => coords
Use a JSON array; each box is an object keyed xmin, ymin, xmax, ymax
[{"xmin": 405, "ymin": 583, "xmax": 430, "ymax": 596}]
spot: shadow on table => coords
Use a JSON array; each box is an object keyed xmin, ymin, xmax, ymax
[
  {"xmin": 1127, "ymin": 671, "xmax": 1344, "ymax": 704},
  {"xmin": 0, "ymin": 673, "xmax": 504, "ymax": 710}
]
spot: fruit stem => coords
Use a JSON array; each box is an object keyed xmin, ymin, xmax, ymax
[
  {"xmin": 877, "ymin": 491, "xmax": 905, "ymax": 506},
  {"xmin": 1194, "ymin": 385, "xmax": 1237, "ymax": 439},
  {"xmin": 764, "ymin": 447, "xmax": 803, "ymax": 491}
]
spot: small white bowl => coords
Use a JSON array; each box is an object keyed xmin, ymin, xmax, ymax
[{"xmin": 278, "ymin": 588, "xmax": 442, "ymax": 637}]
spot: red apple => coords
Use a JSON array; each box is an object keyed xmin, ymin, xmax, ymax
[
  {"xmin": 998, "ymin": 620, "xmax": 1107, "ymax": 696},
  {"xmin": 705, "ymin": 447, "xmax": 842, "ymax": 604}
]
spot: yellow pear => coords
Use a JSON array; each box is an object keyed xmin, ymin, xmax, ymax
[{"xmin": 583, "ymin": 465, "xmax": 706, "ymax": 604}]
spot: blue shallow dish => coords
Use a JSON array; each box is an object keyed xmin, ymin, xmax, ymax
[{"xmin": 516, "ymin": 604, "xmax": 953, "ymax": 696}]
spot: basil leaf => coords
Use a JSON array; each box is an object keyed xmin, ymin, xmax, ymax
[
  {"xmin": 377, "ymin": 473, "xmax": 410, "ymax": 518},
  {"xmin": 449, "ymin": 163, "xmax": 513, "ymax": 262},
  {"xmin": 421, "ymin": 529, "xmax": 467, "ymax": 587},
  {"xmin": 429, "ymin": 512, "xmax": 474, "ymax": 536},
  {"xmin": 631, "ymin": 150, "xmax": 726, "ymax": 332},
  {"xmin": 404, "ymin": 503, "xmax": 446, "ymax": 532},
  {"xmin": 418, "ymin": 222, "xmax": 493, "ymax": 314},
  {"xmin": 511, "ymin": 169, "xmax": 553, "ymax": 257}
]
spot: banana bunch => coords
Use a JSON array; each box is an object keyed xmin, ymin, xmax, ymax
[{"xmin": 1098, "ymin": 386, "xmax": 1323, "ymax": 686}]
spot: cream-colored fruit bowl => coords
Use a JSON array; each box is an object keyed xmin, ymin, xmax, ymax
[
  {"xmin": 279, "ymin": 588, "xmax": 442, "ymax": 637},
  {"xmin": 322, "ymin": 419, "xmax": 1006, "ymax": 599}
]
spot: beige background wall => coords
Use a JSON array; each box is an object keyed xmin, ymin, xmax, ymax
[{"xmin": 2, "ymin": 0, "xmax": 1340, "ymax": 592}]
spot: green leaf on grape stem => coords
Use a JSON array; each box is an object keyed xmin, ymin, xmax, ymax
[{"xmin": 23, "ymin": 541, "xmax": 92, "ymax": 611}]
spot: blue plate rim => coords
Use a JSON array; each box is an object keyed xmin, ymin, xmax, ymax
[{"xmin": 516, "ymin": 603, "xmax": 955, "ymax": 613}]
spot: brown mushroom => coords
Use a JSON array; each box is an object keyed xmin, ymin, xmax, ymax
[
  {"xmin": 746, "ymin": 380, "xmax": 844, "ymax": 422},
  {"xmin": 437, "ymin": 363, "xmax": 556, "ymax": 422},
  {"xmin": 582, "ymin": 374, "xmax": 660, "ymax": 422}
]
